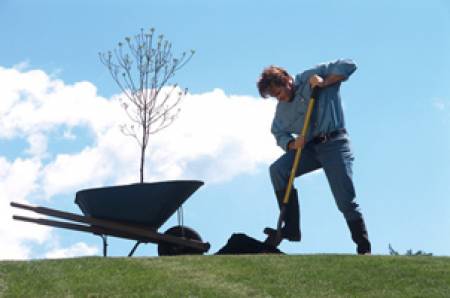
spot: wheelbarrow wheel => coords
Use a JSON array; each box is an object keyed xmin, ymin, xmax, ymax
[{"xmin": 157, "ymin": 225, "xmax": 204, "ymax": 256}]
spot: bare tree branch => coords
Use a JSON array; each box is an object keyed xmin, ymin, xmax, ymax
[{"xmin": 99, "ymin": 28, "xmax": 194, "ymax": 183}]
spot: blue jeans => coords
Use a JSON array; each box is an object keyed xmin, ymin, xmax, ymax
[{"xmin": 269, "ymin": 134, "xmax": 363, "ymax": 222}]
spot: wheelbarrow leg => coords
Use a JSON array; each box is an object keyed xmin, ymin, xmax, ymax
[
  {"xmin": 128, "ymin": 241, "xmax": 142, "ymax": 257},
  {"xmin": 100, "ymin": 235, "xmax": 108, "ymax": 257}
]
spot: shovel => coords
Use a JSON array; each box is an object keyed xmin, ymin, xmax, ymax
[{"xmin": 264, "ymin": 88, "xmax": 318, "ymax": 247}]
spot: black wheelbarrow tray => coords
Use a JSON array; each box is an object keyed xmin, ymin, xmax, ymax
[{"xmin": 10, "ymin": 180, "xmax": 210, "ymax": 257}]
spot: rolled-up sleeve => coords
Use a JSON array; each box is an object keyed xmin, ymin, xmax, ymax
[
  {"xmin": 271, "ymin": 119, "xmax": 293, "ymax": 152},
  {"xmin": 327, "ymin": 59, "xmax": 357, "ymax": 81}
]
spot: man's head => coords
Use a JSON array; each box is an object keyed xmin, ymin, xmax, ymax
[{"xmin": 257, "ymin": 66, "xmax": 294, "ymax": 102}]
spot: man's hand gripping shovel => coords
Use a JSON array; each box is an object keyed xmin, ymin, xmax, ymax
[{"xmin": 264, "ymin": 89, "xmax": 318, "ymax": 248}]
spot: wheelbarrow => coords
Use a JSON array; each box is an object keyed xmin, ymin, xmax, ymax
[{"xmin": 11, "ymin": 180, "xmax": 210, "ymax": 257}]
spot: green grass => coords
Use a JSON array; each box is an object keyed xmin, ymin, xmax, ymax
[{"xmin": 0, "ymin": 255, "xmax": 449, "ymax": 297}]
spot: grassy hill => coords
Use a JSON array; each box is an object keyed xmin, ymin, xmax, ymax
[{"xmin": 0, "ymin": 254, "xmax": 449, "ymax": 297}]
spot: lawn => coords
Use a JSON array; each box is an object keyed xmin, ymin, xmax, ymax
[{"xmin": 0, "ymin": 254, "xmax": 449, "ymax": 297}]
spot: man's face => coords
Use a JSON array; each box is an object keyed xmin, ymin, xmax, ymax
[{"xmin": 270, "ymin": 80, "xmax": 293, "ymax": 102}]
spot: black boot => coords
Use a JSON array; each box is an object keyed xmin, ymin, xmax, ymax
[
  {"xmin": 346, "ymin": 219, "xmax": 371, "ymax": 255},
  {"xmin": 275, "ymin": 188, "xmax": 301, "ymax": 242}
]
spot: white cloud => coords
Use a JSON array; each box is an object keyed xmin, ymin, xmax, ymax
[
  {"xmin": 25, "ymin": 133, "xmax": 48, "ymax": 158},
  {"xmin": 432, "ymin": 98, "xmax": 450, "ymax": 126},
  {"xmin": 433, "ymin": 97, "xmax": 449, "ymax": 111},
  {"xmin": 0, "ymin": 157, "xmax": 51, "ymax": 260},
  {"xmin": 0, "ymin": 66, "xmax": 122, "ymax": 139},
  {"xmin": 44, "ymin": 242, "xmax": 98, "ymax": 259},
  {"xmin": 433, "ymin": 98, "xmax": 449, "ymax": 111},
  {"xmin": 12, "ymin": 60, "xmax": 30, "ymax": 71},
  {"xmin": 144, "ymin": 89, "xmax": 279, "ymax": 183},
  {"xmin": 62, "ymin": 129, "xmax": 76, "ymax": 140},
  {"xmin": 0, "ymin": 65, "xmax": 282, "ymax": 259}
]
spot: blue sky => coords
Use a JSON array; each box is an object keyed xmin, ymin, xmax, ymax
[{"xmin": 1, "ymin": 0, "xmax": 450, "ymax": 259}]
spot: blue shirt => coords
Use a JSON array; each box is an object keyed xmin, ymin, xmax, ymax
[{"xmin": 271, "ymin": 59, "xmax": 357, "ymax": 151}]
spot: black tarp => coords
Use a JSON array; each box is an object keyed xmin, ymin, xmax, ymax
[{"xmin": 215, "ymin": 233, "xmax": 283, "ymax": 255}]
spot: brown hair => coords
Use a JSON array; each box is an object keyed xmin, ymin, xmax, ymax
[{"xmin": 257, "ymin": 65, "xmax": 291, "ymax": 98}]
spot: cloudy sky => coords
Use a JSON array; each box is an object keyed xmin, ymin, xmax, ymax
[{"xmin": 1, "ymin": 0, "xmax": 450, "ymax": 259}]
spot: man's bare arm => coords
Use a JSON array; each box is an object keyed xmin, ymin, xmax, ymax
[{"xmin": 309, "ymin": 74, "xmax": 346, "ymax": 88}]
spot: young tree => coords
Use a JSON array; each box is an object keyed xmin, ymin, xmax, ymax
[{"xmin": 99, "ymin": 28, "xmax": 194, "ymax": 183}]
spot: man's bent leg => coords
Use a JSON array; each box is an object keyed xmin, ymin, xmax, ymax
[
  {"xmin": 273, "ymin": 188, "xmax": 300, "ymax": 241},
  {"xmin": 269, "ymin": 143, "xmax": 320, "ymax": 193},
  {"xmin": 268, "ymin": 144, "xmax": 320, "ymax": 242},
  {"xmin": 318, "ymin": 138, "xmax": 371, "ymax": 254}
]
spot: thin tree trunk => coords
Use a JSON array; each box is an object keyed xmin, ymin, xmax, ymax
[
  {"xmin": 140, "ymin": 101, "xmax": 148, "ymax": 183},
  {"xmin": 139, "ymin": 125, "xmax": 146, "ymax": 184},
  {"xmin": 139, "ymin": 143, "xmax": 145, "ymax": 183}
]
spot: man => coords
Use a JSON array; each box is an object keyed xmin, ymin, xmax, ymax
[{"xmin": 257, "ymin": 59, "xmax": 371, "ymax": 255}]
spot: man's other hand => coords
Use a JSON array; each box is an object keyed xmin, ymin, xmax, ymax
[
  {"xmin": 288, "ymin": 136, "xmax": 306, "ymax": 150},
  {"xmin": 309, "ymin": 74, "xmax": 324, "ymax": 88}
]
